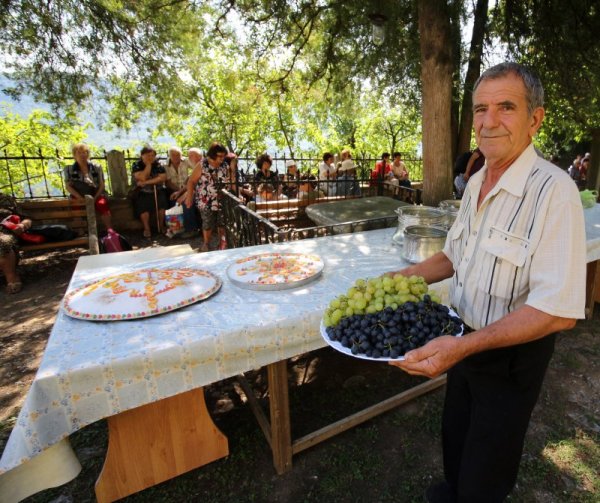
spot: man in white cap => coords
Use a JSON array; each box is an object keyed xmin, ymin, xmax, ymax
[{"xmin": 283, "ymin": 159, "xmax": 300, "ymax": 198}]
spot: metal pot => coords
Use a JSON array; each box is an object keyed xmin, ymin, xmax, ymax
[{"xmin": 402, "ymin": 225, "xmax": 448, "ymax": 263}]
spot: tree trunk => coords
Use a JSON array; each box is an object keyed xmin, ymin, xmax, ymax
[
  {"xmin": 419, "ymin": 0, "xmax": 455, "ymax": 205},
  {"xmin": 456, "ymin": 0, "xmax": 489, "ymax": 156},
  {"xmin": 587, "ymin": 127, "xmax": 600, "ymax": 191}
]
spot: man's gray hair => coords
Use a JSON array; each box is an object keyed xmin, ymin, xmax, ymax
[
  {"xmin": 188, "ymin": 147, "xmax": 202, "ymax": 157},
  {"xmin": 168, "ymin": 146, "xmax": 182, "ymax": 156},
  {"xmin": 473, "ymin": 62, "xmax": 544, "ymax": 115}
]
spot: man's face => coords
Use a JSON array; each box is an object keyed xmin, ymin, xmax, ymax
[
  {"xmin": 473, "ymin": 73, "xmax": 544, "ymax": 168},
  {"xmin": 188, "ymin": 151, "xmax": 202, "ymax": 166},
  {"xmin": 287, "ymin": 165, "xmax": 297, "ymax": 176},
  {"xmin": 169, "ymin": 150, "xmax": 182, "ymax": 165}
]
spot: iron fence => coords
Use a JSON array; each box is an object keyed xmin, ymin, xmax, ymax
[
  {"xmin": 1, "ymin": 148, "xmax": 423, "ymax": 200},
  {"xmin": 0, "ymin": 149, "xmax": 113, "ymax": 199},
  {"xmin": 220, "ymin": 189, "xmax": 400, "ymax": 249}
]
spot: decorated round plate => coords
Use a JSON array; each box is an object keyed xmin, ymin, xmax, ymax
[
  {"xmin": 320, "ymin": 307, "xmax": 463, "ymax": 362},
  {"xmin": 62, "ymin": 268, "xmax": 221, "ymax": 321},
  {"xmin": 227, "ymin": 252, "xmax": 324, "ymax": 291}
]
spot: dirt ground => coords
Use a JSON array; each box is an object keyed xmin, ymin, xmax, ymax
[{"xmin": 0, "ymin": 237, "xmax": 599, "ymax": 502}]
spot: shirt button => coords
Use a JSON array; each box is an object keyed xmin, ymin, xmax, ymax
[
  {"xmin": 459, "ymin": 282, "xmax": 463, "ymax": 287},
  {"xmin": 472, "ymin": 231, "xmax": 477, "ymax": 236}
]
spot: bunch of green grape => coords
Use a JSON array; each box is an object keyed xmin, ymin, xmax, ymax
[{"xmin": 323, "ymin": 274, "xmax": 441, "ymax": 327}]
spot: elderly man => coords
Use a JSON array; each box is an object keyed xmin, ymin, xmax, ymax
[
  {"xmin": 164, "ymin": 147, "xmax": 192, "ymax": 197},
  {"xmin": 388, "ymin": 62, "xmax": 586, "ymax": 502}
]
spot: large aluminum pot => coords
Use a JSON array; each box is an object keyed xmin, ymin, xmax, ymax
[{"xmin": 402, "ymin": 225, "xmax": 448, "ymax": 263}]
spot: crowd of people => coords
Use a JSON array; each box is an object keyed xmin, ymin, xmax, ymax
[
  {"xmin": 120, "ymin": 145, "xmax": 416, "ymax": 249},
  {"xmin": 568, "ymin": 152, "xmax": 591, "ymax": 189}
]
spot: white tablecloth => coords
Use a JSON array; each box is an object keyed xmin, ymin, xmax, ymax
[{"xmin": 0, "ymin": 228, "xmax": 409, "ymax": 477}]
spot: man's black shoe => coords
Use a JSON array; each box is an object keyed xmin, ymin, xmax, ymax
[{"xmin": 424, "ymin": 481, "xmax": 456, "ymax": 503}]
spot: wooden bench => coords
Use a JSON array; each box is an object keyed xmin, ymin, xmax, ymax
[{"xmin": 17, "ymin": 196, "xmax": 100, "ymax": 254}]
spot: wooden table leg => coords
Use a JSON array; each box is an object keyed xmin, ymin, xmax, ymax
[
  {"xmin": 267, "ymin": 360, "xmax": 292, "ymax": 474},
  {"xmin": 586, "ymin": 260, "xmax": 600, "ymax": 319},
  {"xmin": 95, "ymin": 387, "xmax": 228, "ymax": 503}
]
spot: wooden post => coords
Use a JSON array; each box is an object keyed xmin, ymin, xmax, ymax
[
  {"xmin": 267, "ymin": 360, "xmax": 292, "ymax": 474},
  {"xmin": 84, "ymin": 195, "xmax": 100, "ymax": 255},
  {"xmin": 586, "ymin": 260, "xmax": 600, "ymax": 319},
  {"xmin": 106, "ymin": 150, "xmax": 128, "ymax": 197}
]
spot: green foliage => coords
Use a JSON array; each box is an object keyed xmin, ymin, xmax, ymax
[
  {"xmin": 0, "ymin": 107, "xmax": 91, "ymax": 196},
  {"xmin": 492, "ymin": 0, "xmax": 600, "ymax": 157}
]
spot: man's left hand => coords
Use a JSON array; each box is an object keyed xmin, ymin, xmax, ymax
[{"xmin": 389, "ymin": 335, "xmax": 465, "ymax": 378}]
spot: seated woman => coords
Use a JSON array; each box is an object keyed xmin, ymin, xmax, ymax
[
  {"xmin": 131, "ymin": 146, "xmax": 168, "ymax": 238},
  {"xmin": 254, "ymin": 153, "xmax": 279, "ymax": 191},
  {"xmin": 64, "ymin": 143, "xmax": 113, "ymax": 230},
  {"xmin": 0, "ymin": 200, "xmax": 32, "ymax": 294},
  {"xmin": 298, "ymin": 174, "xmax": 325, "ymax": 201},
  {"xmin": 255, "ymin": 183, "xmax": 288, "ymax": 203}
]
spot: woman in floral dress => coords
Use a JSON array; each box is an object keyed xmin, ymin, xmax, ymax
[{"xmin": 185, "ymin": 142, "xmax": 229, "ymax": 252}]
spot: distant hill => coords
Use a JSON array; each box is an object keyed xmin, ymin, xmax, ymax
[{"xmin": 0, "ymin": 75, "xmax": 174, "ymax": 151}]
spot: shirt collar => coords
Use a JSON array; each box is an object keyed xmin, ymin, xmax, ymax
[{"xmin": 466, "ymin": 142, "xmax": 537, "ymax": 199}]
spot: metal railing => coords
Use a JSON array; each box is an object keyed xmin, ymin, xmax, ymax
[
  {"xmin": 1, "ymin": 149, "xmax": 423, "ymax": 200},
  {"xmin": 220, "ymin": 189, "xmax": 402, "ymax": 249},
  {"xmin": 0, "ymin": 149, "xmax": 113, "ymax": 199}
]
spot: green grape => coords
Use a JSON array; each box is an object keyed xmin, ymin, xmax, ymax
[
  {"xmin": 353, "ymin": 291, "xmax": 364, "ymax": 301},
  {"xmin": 355, "ymin": 298, "xmax": 367, "ymax": 310},
  {"xmin": 355, "ymin": 278, "xmax": 367, "ymax": 289},
  {"xmin": 374, "ymin": 288, "xmax": 385, "ymax": 299},
  {"xmin": 330, "ymin": 298, "xmax": 341, "ymax": 309},
  {"xmin": 345, "ymin": 307, "xmax": 354, "ymax": 316}
]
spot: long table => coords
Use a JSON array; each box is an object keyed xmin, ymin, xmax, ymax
[
  {"xmin": 1, "ymin": 228, "xmax": 431, "ymax": 502},
  {"xmin": 2, "ymin": 204, "xmax": 600, "ymax": 502}
]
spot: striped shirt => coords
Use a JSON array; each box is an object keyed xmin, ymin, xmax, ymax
[{"xmin": 443, "ymin": 143, "xmax": 586, "ymax": 330}]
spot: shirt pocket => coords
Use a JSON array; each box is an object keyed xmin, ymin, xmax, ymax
[
  {"xmin": 447, "ymin": 221, "xmax": 465, "ymax": 266},
  {"xmin": 479, "ymin": 226, "xmax": 531, "ymax": 299}
]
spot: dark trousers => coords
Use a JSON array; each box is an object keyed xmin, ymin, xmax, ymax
[{"xmin": 442, "ymin": 333, "xmax": 556, "ymax": 503}]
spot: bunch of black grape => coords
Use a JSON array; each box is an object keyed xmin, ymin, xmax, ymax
[{"xmin": 325, "ymin": 295, "xmax": 463, "ymax": 359}]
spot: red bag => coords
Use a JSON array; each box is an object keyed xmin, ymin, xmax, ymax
[{"xmin": 1, "ymin": 215, "xmax": 46, "ymax": 244}]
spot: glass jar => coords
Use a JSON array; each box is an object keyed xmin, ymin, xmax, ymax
[
  {"xmin": 392, "ymin": 206, "xmax": 447, "ymax": 246},
  {"xmin": 439, "ymin": 199, "xmax": 461, "ymax": 229}
]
